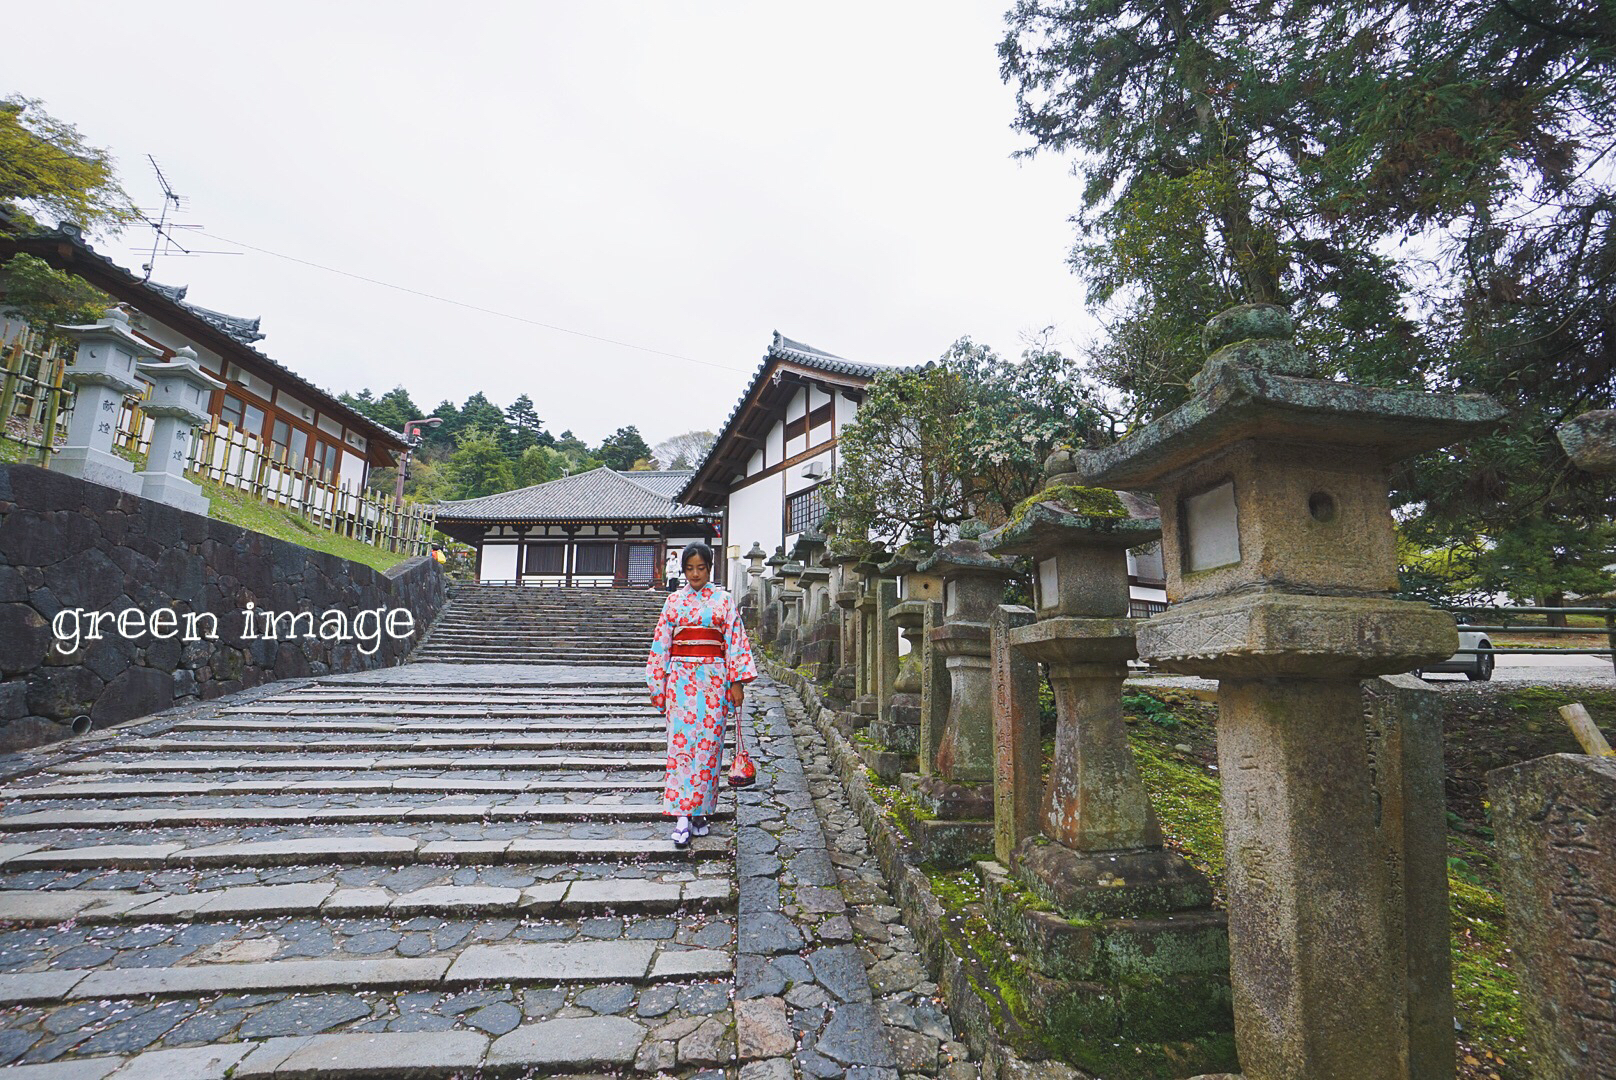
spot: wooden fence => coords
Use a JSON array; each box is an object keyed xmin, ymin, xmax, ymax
[{"xmin": 1, "ymin": 325, "xmax": 435, "ymax": 557}]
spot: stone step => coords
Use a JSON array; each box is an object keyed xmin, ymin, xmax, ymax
[
  {"xmin": 49, "ymin": 755, "xmax": 668, "ymax": 774},
  {"xmin": 1, "ymin": 778, "xmax": 667, "ymax": 800},
  {"xmin": 172, "ymin": 719, "xmax": 662, "ymax": 733},
  {"xmin": 0, "ymin": 1016, "xmax": 668, "ymax": 1079},
  {"xmin": 0, "ymin": 876, "xmax": 731, "ymax": 924},
  {"xmin": 120, "ymin": 737, "xmax": 667, "ymax": 753},
  {"xmin": 0, "ymin": 834, "xmax": 726, "ymax": 870},
  {"xmin": 0, "ymin": 941, "xmax": 728, "ymax": 1005},
  {"xmin": 218, "ymin": 705, "xmax": 654, "ymax": 717},
  {"xmin": 0, "ymin": 802, "xmax": 719, "ymax": 830}
]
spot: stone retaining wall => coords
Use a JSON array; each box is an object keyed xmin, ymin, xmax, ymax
[{"xmin": 0, "ymin": 464, "xmax": 447, "ymax": 752}]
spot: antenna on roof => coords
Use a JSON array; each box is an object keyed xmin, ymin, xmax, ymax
[{"xmin": 138, "ymin": 156, "xmax": 238, "ymax": 280}]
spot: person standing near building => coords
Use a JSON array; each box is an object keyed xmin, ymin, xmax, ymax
[{"xmin": 645, "ymin": 542, "xmax": 756, "ymax": 847}]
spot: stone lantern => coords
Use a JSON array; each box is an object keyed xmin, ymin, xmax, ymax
[
  {"xmin": 848, "ymin": 547, "xmax": 891, "ymax": 728},
  {"xmin": 867, "ymin": 549, "xmax": 926, "ymax": 776},
  {"xmin": 984, "ymin": 459, "xmax": 1212, "ymax": 912},
  {"xmin": 1079, "ymin": 303, "xmax": 1503, "ymax": 1080},
  {"xmin": 902, "ymin": 526, "xmax": 1016, "ymax": 862},
  {"xmin": 826, "ymin": 545, "xmax": 863, "ymax": 704},
  {"xmin": 54, "ymin": 308, "xmax": 160, "ymax": 493},
  {"xmin": 761, "ymin": 546, "xmax": 787, "ymax": 645},
  {"xmin": 134, "ymin": 347, "xmax": 224, "ymax": 515},
  {"xmin": 777, "ymin": 555, "xmax": 805, "ymax": 666},
  {"xmin": 740, "ymin": 542, "xmax": 769, "ymax": 629}
]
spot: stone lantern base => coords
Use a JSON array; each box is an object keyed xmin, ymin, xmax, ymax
[
  {"xmin": 890, "ymin": 774, "xmax": 995, "ymax": 867},
  {"xmin": 54, "ymin": 445, "xmax": 141, "ymax": 495},
  {"xmin": 137, "ymin": 470, "xmax": 210, "ymax": 516}
]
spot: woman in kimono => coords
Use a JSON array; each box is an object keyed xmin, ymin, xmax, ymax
[{"xmin": 645, "ymin": 542, "xmax": 757, "ymax": 848}]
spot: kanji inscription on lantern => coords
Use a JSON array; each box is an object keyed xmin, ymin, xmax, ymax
[{"xmin": 1183, "ymin": 480, "xmax": 1240, "ymax": 572}]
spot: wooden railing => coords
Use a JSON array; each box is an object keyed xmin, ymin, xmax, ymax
[{"xmin": 0, "ymin": 327, "xmax": 74, "ymax": 459}]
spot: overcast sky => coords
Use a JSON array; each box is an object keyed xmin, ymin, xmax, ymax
[{"xmin": 7, "ymin": 2, "xmax": 1097, "ymax": 448}]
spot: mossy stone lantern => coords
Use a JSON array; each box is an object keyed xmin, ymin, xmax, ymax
[
  {"xmin": 915, "ymin": 528, "xmax": 1017, "ymax": 790},
  {"xmin": 1079, "ymin": 303, "xmax": 1504, "ymax": 1080},
  {"xmin": 985, "ymin": 462, "xmax": 1213, "ymax": 915}
]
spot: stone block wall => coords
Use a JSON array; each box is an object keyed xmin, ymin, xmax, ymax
[{"xmin": 0, "ymin": 464, "xmax": 448, "ymax": 752}]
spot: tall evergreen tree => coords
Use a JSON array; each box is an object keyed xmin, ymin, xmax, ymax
[
  {"xmin": 596, "ymin": 425, "xmax": 652, "ymax": 471},
  {"xmin": 1000, "ymin": 0, "xmax": 1616, "ymax": 602}
]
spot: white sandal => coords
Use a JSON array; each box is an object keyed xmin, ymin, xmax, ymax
[
  {"xmin": 691, "ymin": 815, "xmax": 710, "ymax": 837},
  {"xmin": 671, "ymin": 817, "xmax": 691, "ymax": 848}
]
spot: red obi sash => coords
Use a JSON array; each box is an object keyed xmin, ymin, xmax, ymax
[{"xmin": 670, "ymin": 626, "xmax": 724, "ymax": 661}]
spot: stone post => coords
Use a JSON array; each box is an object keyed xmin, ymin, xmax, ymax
[
  {"xmin": 1489, "ymin": 410, "xmax": 1616, "ymax": 1080},
  {"xmin": 848, "ymin": 553, "xmax": 886, "ymax": 728},
  {"xmin": 1488, "ymin": 755, "xmax": 1616, "ymax": 1079},
  {"xmin": 54, "ymin": 308, "xmax": 158, "ymax": 494},
  {"xmin": 918, "ymin": 598, "xmax": 949, "ymax": 778},
  {"xmin": 134, "ymin": 347, "xmax": 224, "ymax": 515},
  {"xmin": 1079, "ymin": 303, "xmax": 1503, "ymax": 1080},
  {"xmin": 990, "ymin": 604, "xmax": 1039, "ymax": 864}
]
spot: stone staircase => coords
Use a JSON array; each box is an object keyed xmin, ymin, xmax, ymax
[
  {"xmin": 414, "ymin": 586, "xmax": 669, "ymax": 666},
  {"xmin": 0, "ymin": 667, "xmax": 737, "ymax": 1076}
]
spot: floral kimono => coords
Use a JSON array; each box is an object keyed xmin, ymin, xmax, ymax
[{"xmin": 645, "ymin": 582, "xmax": 758, "ymax": 817}]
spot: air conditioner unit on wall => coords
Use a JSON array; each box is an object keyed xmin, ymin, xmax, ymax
[{"xmin": 802, "ymin": 460, "xmax": 827, "ymax": 480}]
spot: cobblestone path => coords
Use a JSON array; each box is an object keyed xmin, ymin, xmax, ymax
[{"xmin": 0, "ymin": 657, "xmax": 978, "ymax": 1078}]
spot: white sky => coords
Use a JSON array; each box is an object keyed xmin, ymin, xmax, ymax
[{"xmin": 6, "ymin": 2, "xmax": 1098, "ymax": 447}]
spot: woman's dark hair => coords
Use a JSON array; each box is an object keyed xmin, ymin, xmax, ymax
[{"xmin": 681, "ymin": 541, "xmax": 716, "ymax": 572}]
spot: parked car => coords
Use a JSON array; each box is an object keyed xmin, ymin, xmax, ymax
[{"xmin": 1413, "ymin": 614, "xmax": 1494, "ymax": 681}]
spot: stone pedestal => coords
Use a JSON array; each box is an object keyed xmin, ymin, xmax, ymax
[
  {"xmin": 828, "ymin": 551, "xmax": 861, "ymax": 706},
  {"xmin": 741, "ymin": 542, "xmax": 768, "ymax": 630},
  {"xmin": 1489, "ymin": 754, "xmax": 1616, "ymax": 1079},
  {"xmin": 917, "ymin": 598, "xmax": 948, "ymax": 776},
  {"xmin": 1081, "ymin": 303, "xmax": 1503, "ymax": 1080},
  {"xmin": 55, "ymin": 309, "xmax": 157, "ymax": 494}
]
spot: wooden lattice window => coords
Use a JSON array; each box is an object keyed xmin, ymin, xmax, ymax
[{"xmin": 786, "ymin": 484, "xmax": 826, "ymax": 535}]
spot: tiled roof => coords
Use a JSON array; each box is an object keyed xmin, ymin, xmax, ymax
[
  {"xmin": 768, "ymin": 333, "xmax": 894, "ymax": 379},
  {"xmin": 148, "ymin": 282, "xmax": 265, "ymax": 344},
  {"xmin": 620, "ymin": 470, "xmax": 694, "ymax": 498},
  {"xmin": 434, "ymin": 467, "xmax": 710, "ymax": 523}
]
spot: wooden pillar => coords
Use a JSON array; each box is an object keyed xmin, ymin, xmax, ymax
[
  {"xmin": 564, "ymin": 526, "xmax": 578, "ymax": 586},
  {"xmin": 514, "ymin": 526, "xmax": 529, "ymax": 583}
]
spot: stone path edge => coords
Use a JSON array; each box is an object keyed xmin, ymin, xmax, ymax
[{"xmin": 765, "ymin": 659, "xmax": 1080, "ymax": 1080}]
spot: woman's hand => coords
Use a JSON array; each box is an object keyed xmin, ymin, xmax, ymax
[{"xmin": 727, "ymin": 684, "xmax": 745, "ymax": 708}]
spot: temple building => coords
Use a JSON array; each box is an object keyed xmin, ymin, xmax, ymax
[{"xmin": 434, "ymin": 468, "xmax": 719, "ymax": 586}]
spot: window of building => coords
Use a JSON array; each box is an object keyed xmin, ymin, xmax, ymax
[
  {"xmin": 786, "ymin": 484, "xmax": 827, "ymax": 535},
  {"xmin": 574, "ymin": 543, "xmax": 616, "ymax": 575},
  {"xmin": 220, "ymin": 395, "xmax": 244, "ymax": 429},
  {"xmin": 524, "ymin": 542, "xmax": 565, "ymax": 575},
  {"xmin": 313, "ymin": 441, "xmax": 340, "ymax": 482}
]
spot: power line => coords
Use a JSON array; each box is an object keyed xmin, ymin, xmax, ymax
[{"xmin": 197, "ymin": 229, "xmax": 748, "ymax": 372}]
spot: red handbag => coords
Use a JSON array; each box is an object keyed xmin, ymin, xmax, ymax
[{"xmin": 727, "ymin": 696, "xmax": 756, "ymax": 787}]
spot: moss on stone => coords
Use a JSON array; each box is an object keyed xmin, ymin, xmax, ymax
[{"xmin": 1009, "ymin": 483, "xmax": 1129, "ymax": 529}]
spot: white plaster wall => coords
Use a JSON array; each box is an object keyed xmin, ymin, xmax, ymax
[
  {"xmin": 340, "ymin": 450, "xmax": 367, "ymax": 493},
  {"xmin": 481, "ymin": 543, "xmax": 518, "ymax": 581},
  {"xmin": 765, "ymin": 418, "xmax": 783, "ymax": 464},
  {"xmin": 835, "ymin": 389, "xmax": 858, "ymax": 431},
  {"xmin": 747, "ymin": 448, "xmax": 764, "ymax": 475},
  {"xmin": 728, "ymin": 481, "xmax": 782, "ymax": 585}
]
